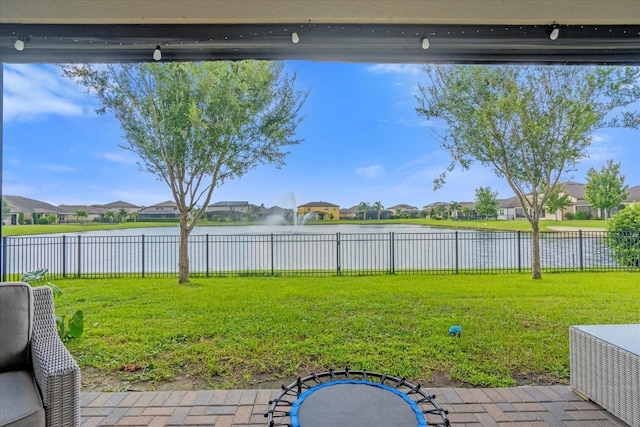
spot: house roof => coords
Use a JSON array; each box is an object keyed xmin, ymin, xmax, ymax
[
  {"xmin": 341, "ymin": 206, "xmax": 360, "ymax": 213},
  {"xmin": 388, "ymin": 204, "xmax": 418, "ymax": 211},
  {"xmin": 298, "ymin": 201, "xmax": 339, "ymax": 208},
  {"xmin": 423, "ymin": 202, "xmax": 450, "ymax": 209},
  {"xmin": 497, "ymin": 196, "xmax": 521, "ymax": 209},
  {"xmin": 261, "ymin": 206, "xmax": 290, "ymax": 215},
  {"xmin": 209, "ymin": 201, "xmax": 249, "ymax": 207},
  {"xmin": 58, "ymin": 204, "xmax": 108, "ymax": 215},
  {"xmin": 3, "ymin": 195, "xmax": 61, "ymax": 214},
  {"xmin": 148, "ymin": 200, "xmax": 178, "ymax": 207},
  {"xmin": 137, "ymin": 200, "xmax": 178, "ymax": 213},
  {"xmin": 626, "ymin": 185, "xmax": 640, "ymax": 202},
  {"xmin": 101, "ymin": 200, "xmax": 140, "ymax": 209},
  {"xmin": 562, "ymin": 181, "xmax": 586, "ymax": 200}
]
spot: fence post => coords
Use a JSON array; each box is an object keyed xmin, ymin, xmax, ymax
[
  {"xmin": 141, "ymin": 235, "xmax": 145, "ymax": 278},
  {"xmin": 517, "ymin": 231, "xmax": 522, "ymax": 273},
  {"xmin": 455, "ymin": 231, "xmax": 459, "ymax": 274},
  {"xmin": 77, "ymin": 235, "xmax": 82, "ymax": 277},
  {"xmin": 336, "ymin": 232, "xmax": 341, "ymax": 276},
  {"xmin": 206, "ymin": 234, "xmax": 210, "ymax": 277},
  {"xmin": 270, "ymin": 233, "xmax": 274, "ymax": 276},
  {"xmin": 1, "ymin": 237, "xmax": 7, "ymax": 281},
  {"xmin": 579, "ymin": 230, "xmax": 584, "ymax": 271},
  {"xmin": 62, "ymin": 235, "xmax": 67, "ymax": 278},
  {"xmin": 390, "ymin": 232, "xmax": 395, "ymax": 275}
]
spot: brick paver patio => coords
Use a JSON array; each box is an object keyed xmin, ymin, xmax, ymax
[{"xmin": 80, "ymin": 385, "xmax": 630, "ymax": 426}]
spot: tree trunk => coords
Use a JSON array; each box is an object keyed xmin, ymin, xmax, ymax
[
  {"xmin": 531, "ymin": 222, "xmax": 542, "ymax": 279},
  {"xmin": 178, "ymin": 213, "xmax": 190, "ymax": 284}
]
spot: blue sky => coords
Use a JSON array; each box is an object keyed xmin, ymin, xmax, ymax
[{"xmin": 3, "ymin": 62, "xmax": 639, "ymax": 210}]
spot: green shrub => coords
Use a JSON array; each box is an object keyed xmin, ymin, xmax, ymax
[
  {"xmin": 22, "ymin": 268, "xmax": 85, "ymax": 342},
  {"xmin": 607, "ymin": 202, "xmax": 640, "ymax": 268},
  {"xmin": 18, "ymin": 212, "xmax": 25, "ymax": 225},
  {"xmin": 38, "ymin": 217, "xmax": 49, "ymax": 225},
  {"xmin": 564, "ymin": 212, "xmax": 575, "ymax": 220},
  {"xmin": 575, "ymin": 211, "xmax": 591, "ymax": 220}
]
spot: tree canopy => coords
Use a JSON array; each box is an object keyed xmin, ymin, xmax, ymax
[
  {"xmin": 1, "ymin": 198, "xmax": 10, "ymax": 222},
  {"xmin": 474, "ymin": 187, "xmax": 499, "ymax": 219},
  {"xmin": 608, "ymin": 202, "xmax": 640, "ymax": 268},
  {"xmin": 544, "ymin": 185, "xmax": 571, "ymax": 221},
  {"xmin": 585, "ymin": 160, "xmax": 628, "ymax": 220},
  {"xmin": 64, "ymin": 61, "xmax": 307, "ymax": 283},
  {"xmin": 416, "ymin": 65, "xmax": 640, "ymax": 279}
]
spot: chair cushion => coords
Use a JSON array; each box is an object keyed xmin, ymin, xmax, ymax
[
  {"xmin": 0, "ymin": 283, "xmax": 34, "ymax": 371},
  {"xmin": 0, "ymin": 369, "xmax": 45, "ymax": 427}
]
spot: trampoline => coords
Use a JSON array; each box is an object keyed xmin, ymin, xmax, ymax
[{"xmin": 265, "ymin": 368, "xmax": 450, "ymax": 427}]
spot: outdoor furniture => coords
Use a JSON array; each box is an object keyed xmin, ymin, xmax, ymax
[
  {"xmin": 0, "ymin": 282, "xmax": 81, "ymax": 427},
  {"xmin": 569, "ymin": 324, "xmax": 640, "ymax": 427},
  {"xmin": 265, "ymin": 368, "xmax": 450, "ymax": 427}
]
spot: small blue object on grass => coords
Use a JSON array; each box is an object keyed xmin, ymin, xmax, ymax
[{"xmin": 448, "ymin": 326, "xmax": 462, "ymax": 337}]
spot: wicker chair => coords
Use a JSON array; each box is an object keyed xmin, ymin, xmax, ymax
[{"xmin": 0, "ymin": 282, "xmax": 81, "ymax": 427}]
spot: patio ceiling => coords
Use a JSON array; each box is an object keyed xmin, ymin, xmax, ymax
[{"xmin": 1, "ymin": 0, "xmax": 639, "ymax": 64}]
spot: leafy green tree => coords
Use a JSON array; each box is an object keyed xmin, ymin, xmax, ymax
[
  {"xmin": 585, "ymin": 160, "xmax": 628, "ymax": 220},
  {"xmin": 373, "ymin": 201, "xmax": 384, "ymax": 220},
  {"xmin": 544, "ymin": 185, "xmax": 571, "ymax": 221},
  {"xmin": 357, "ymin": 201, "xmax": 371, "ymax": 220},
  {"xmin": 607, "ymin": 202, "xmax": 640, "ymax": 268},
  {"xmin": 64, "ymin": 62, "xmax": 307, "ymax": 284},
  {"xmin": 433, "ymin": 204, "xmax": 448, "ymax": 219},
  {"xmin": 45, "ymin": 213, "xmax": 58, "ymax": 224},
  {"xmin": 416, "ymin": 65, "xmax": 640, "ymax": 279},
  {"xmin": 104, "ymin": 211, "xmax": 116, "ymax": 223},
  {"xmin": 475, "ymin": 187, "xmax": 498, "ymax": 219},
  {"xmin": 76, "ymin": 210, "xmax": 88, "ymax": 224},
  {"xmin": 1, "ymin": 198, "xmax": 10, "ymax": 222},
  {"xmin": 129, "ymin": 211, "xmax": 138, "ymax": 222},
  {"xmin": 247, "ymin": 204, "xmax": 261, "ymax": 221},
  {"xmin": 461, "ymin": 206, "xmax": 472, "ymax": 219}
]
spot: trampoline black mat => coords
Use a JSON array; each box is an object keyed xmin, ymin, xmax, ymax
[
  {"xmin": 292, "ymin": 380, "xmax": 425, "ymax": 427},
  {"xmin": 265, "ymin": 369, "xmax": 450, "ymax": 427}
]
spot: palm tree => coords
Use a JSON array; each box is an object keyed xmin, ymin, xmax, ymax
[
  {"xmin": 373, "ymin": 201, "xmax": 384, "ymax": 220},
  {"xmin": 449, "ymin": 201, "xmax": 461, "ymax": 219},
  {"xmin": 357, "ymin": 201, "xmax": 370, "ymax": 220},
  {"xmin": 434, "ymin": 204, "xmax": 448, "ymax": 219},
  {"xmin": 129, "ymin": 211, "xmax": 139, "ymax": 222},
  {"xmin": 76, "ymin": 210, "xmax": 88, "ymax": 224},
  {"xmin": 118, "ymin": 208, "xmax": 128, "ymax": 222}
]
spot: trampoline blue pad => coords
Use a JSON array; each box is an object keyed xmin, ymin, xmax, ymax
[{"xmin": 290, "ymin": 380, "xmax": 427, "ymax": 427}]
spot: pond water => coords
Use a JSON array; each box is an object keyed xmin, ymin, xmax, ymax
[
  {"xmin": 3, "ymin": 224, "xmax": 618, "ymax": 277},
  {"xmin": 52, "ymin": 223, "xmax": 463, "ymax": 237}
]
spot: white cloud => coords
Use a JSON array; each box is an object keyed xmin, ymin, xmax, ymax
[
  {"xmin": 355, "ymin": 164, "xmax": 385, "ymax": 179},
  {"xmin": 95, "ymin": 151, "xmax": 137, "ymax": 164},
  {"xmin": 366, "ymin": 64, "xmax": 423, "ymax": 75},
  {"xmin": 584, "ymin": 133, "xmax": 621, "ymax": 163},
  {"xmin": 40, "ymin": 163, "xmax": 79, "ymax": 173},
  {"xmin": 2, "ymin": 64, "xmax": 94, "ymax": 123}
]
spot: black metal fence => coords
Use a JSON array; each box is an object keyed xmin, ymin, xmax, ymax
[{"xmin": 1, "ymin": 230, "xmax": 637, "ymax": 280}]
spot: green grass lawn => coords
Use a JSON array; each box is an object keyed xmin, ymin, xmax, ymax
[
  {"xmin": 50, "ymin": 272, "xmax": 639, "ymax": 391},
  {"xmin": 2, "ymin": 218, "xmax": 608, "ymax": 236},
  {"xmin": 1, "ymin": 222, "xmax": 179, "ymax": 236}
]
